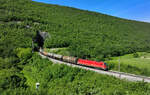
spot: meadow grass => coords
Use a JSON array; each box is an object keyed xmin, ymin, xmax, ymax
[
  {"xmin": 105, "ymin": 52, "xmax": 150, "ymax": 76},
  {"xmin": 45, "ymin": 48, "xmax": 70, "ymax": 56}
]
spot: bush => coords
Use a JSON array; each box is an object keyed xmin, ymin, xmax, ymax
[
  {"xmin": 133, "ymin": 53, "xmax": 139, "ymax": 58},
  {"xmin": 14, "ymin": 48, "xmax": 32, "ymax": 60}
]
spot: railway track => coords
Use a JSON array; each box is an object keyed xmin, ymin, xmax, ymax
[{"xmin": 39, "ymin": 52, "xmax": 150, "ymax": 83}]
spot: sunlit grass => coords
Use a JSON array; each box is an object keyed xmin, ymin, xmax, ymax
[
  {"xmin": 105, "ymin": 52, "xmax": 150, "ymax": 76},
  {"xmin": 45, "ymin": 47, "xmax": 70, "ymax": 56}
]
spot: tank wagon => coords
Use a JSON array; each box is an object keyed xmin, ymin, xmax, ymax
[
  {"xmin": 40, "ymin": 50, "xmax": 108, "ymax": 70},
  {"xmin": 53, "ymin": 54, "xmax": 63, "ymax": 60},
  {"xmin": 62, "ymin": 56, "xmax": 78, "ymax": 64}
]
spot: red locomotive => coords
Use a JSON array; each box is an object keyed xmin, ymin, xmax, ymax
[
  {"xmin": 40, "ymin": 50, "xmax": 108, "ymax": 70},
  {"xmin": 77, "ymin": 59, "xmax": 107, "ymax": 70}
]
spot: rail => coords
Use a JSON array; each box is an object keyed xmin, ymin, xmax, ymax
[{"xmin": 39, "ymin": 52, "xmax": 150, "ymax": 83}]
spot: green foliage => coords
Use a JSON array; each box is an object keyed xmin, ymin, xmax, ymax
[
  {"xmin": 0, "ymin": 68, "xmax": 27, "ymax": 92},
  {"xmin": 15, "ymin": 48, "xmax": 32, "ymax": 60},
  {"xmin": 133, "ymin": 53, "xmax": 139, "ymax": 58},
  {"xmin": 18, "ymin": 54, "xmax": 150, "ymax": 95},
  {"xmin": 0, "ymin": 0, "xmax": 150, "ymax": 59},
  {"xmin": 0, "ymin": 0, "xmax": 150, "ymax": 94}
]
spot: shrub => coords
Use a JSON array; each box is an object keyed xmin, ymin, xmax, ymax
[
  {"xmin": 14, "ymin": 48, "xmax": 32, "ymax": 60},
  {"xmin": 133, "ymin": 53, "xmax": 139, "ymax": 58}
]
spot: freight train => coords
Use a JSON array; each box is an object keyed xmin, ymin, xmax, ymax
[{"xmin": 40, "ymin": 50, "xmax": 108, "ymax": 70}]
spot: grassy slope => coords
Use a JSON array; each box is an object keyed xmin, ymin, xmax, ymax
[{"xmin": 106, "ymin": 52, "xmax": 150, "ymax": 76}]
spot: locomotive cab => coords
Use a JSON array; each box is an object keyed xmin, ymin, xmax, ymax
[{"xmin": 103, "ymin": 62, "xmax": 108, "ymax": 71}]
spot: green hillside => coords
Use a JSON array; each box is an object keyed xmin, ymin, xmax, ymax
[
  {"xmin": 1, "ymin": 0, "xmax": 150, "ymax": 60},
  {"xmin": 0, "ymin": 0, "xmax": 150, "ymax": 94}
]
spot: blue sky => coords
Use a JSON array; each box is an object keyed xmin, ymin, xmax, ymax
[{"xmin": 33, "ymin": 0, "xmax": 150, "ymax": 22}]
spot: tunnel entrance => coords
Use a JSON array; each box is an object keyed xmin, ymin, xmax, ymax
[{"xmin": 32, "ymin": 31, "xmax": 50, "ymax": 51}]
